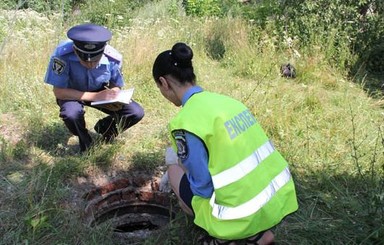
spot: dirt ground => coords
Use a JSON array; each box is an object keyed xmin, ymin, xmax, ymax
[{"xmin": 0, "ymin": 113, "xmax": 24, "ymax": 146}]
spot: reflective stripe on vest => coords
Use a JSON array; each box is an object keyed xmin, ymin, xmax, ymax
[
  {"xmin": 210, "ymin": 167, "xmax": 292, "ymax": 220},
  {"xmin": 212, "ymin": 140, "xmax": 275, "ymax": 189}
]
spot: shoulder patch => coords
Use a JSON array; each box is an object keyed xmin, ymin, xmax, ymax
[
  {"xmin": 172, "ymin": 130, "xmax": 188, "ymax": 160},
  {"xmin": 52, "ymin": 57, "xmax": 66, "ymax": 75},
  {"xmin": 104, "ymin": 45, "xmax": 123, "ymax": 64}
]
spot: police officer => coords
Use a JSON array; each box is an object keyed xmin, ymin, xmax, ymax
[
  {"xmin": 153, "ymin": 43, "xmax": 298, "ymax": 244},
  {"xmin": 44, "ymin": 23, "xmax": 144, "ymax": 152}
]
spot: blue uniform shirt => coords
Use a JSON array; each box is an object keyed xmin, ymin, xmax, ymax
[
  {"xmin": 44, "ymin": 40, "xmax": 124, "ymax": 92},
  {"xmin": 179, "ymin": 86, "xmax": 214, "ymax": 198}
]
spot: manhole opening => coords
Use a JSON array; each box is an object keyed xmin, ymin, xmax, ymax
[
  {"xmin": 83, "ymin": 175, "xmax": 178, "ymax": 240},
  {"xmin": 94, "ymin": 203, "xmax": 176, "ymax": 234},
  {"xmin": 114, "ymin": 221, "xmax": 157, "ymax": 233}
]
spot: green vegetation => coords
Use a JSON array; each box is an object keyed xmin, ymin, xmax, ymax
[{"xmin": 0, "ymin": 0, "xmax": 383, "ymax": 244}]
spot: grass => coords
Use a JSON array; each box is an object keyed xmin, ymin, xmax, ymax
[{"xmin": 1, "ymin": 1, "xmax": 383, "ymax": 244}]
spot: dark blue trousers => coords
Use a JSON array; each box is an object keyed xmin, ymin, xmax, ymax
[{"xmin": 57, "ymin": 99, "xmax": 144, "ymax": 152}]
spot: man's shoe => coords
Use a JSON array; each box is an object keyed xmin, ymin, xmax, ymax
[{"xmin": 94, "ymin": 116, "xmax": 118, "ymax": 143}]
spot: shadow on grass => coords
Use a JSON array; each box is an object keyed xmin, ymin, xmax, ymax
[
  {"xmin": 350, "ymin": 38, "xmax": 384, "ymax": 100},
  {"xmin": 284, "ymin": 169, "xmax": 384, "ymax": 245},
  {"xmin": 24, "ymin": 119, "xmax": 116, "ymax": 157},
  {"xmin": 351, "ymin": 71, "xmax": 384, "ymax": 100},
  {"xmin": 25, "ymin": 120, "xmax": 73, "ymax": 153}
]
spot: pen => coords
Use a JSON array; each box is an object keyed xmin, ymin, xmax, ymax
[{"xmin": 104, "ymin": 86, "xmax": 110, "ymax": 90}]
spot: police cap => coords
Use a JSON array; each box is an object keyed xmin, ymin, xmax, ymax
[{"xmin": 67, "ymin": 23, "xmax": 112, "ymax": 61}]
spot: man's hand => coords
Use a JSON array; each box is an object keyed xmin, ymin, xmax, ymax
[
  {"xmin": 53, "ymin": 87, "xmax": 120, "ymax": 102},
  {"xmin": 165, "ymin": 147, "xmax": 178, "ymax": 165},
  {"xmin": 95, "ymin": 89, "xmax": 119, "ymax": 101}
]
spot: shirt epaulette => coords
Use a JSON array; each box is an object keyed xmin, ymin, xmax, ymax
[
  {"xmin": 54, "ymin": 40, "xmax": 75, "ymax": 57},
  {"xmin": 104, "ymin": 44, "xmax": 123, "ymax": 64}
]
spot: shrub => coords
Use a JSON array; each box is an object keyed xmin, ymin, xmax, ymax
[
  {"xmin": 71, "ymin": 0, "xmax": 154, "ymax": 28},
  {"xmin": 0, "ymin": 0, "xmax": 78, "ymax": 14}
]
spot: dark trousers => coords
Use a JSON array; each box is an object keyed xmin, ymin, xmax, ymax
[{"xmin": 57, "ymin": 99, "xmax": 144, "ymax": 152}]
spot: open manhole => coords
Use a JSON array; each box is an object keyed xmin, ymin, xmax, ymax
[{"xmin": 82, "ymin": 174, "xmax": 177, "ymax": 241}]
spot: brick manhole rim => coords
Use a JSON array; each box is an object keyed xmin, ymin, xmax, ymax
[{"xmin": 82, "ymin": 174, "xmax": 178, "ymax": 240}]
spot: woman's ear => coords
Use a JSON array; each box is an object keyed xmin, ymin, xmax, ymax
[{"xmin": 159, "ymin": 76, "xmax": 169, "ymax": 89}]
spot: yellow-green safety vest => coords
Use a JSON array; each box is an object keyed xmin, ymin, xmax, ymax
[{"xmin": 169, "ymin": 91, "xmax": 298, "ymax": 240}]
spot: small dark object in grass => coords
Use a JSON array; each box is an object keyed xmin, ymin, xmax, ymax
[{"xmin": 281, "ymin": 63, "xmax": 296, "ymax": 78}]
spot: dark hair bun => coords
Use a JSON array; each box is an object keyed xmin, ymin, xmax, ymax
[{"xmin": 171, "ymin": 42, "xmax": 193, "ymax": 68}]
